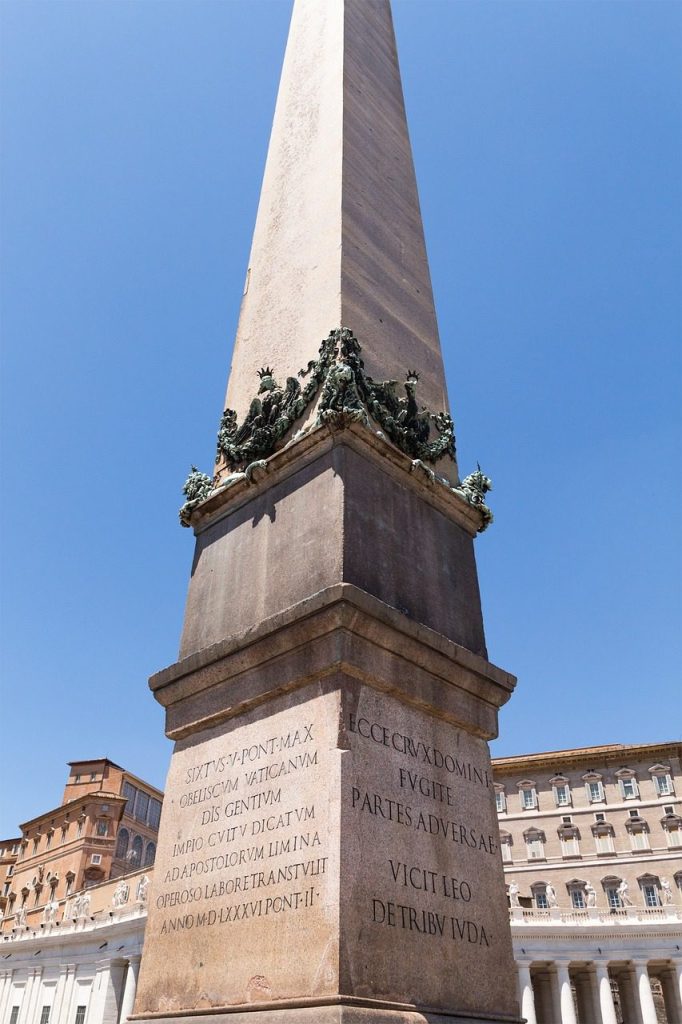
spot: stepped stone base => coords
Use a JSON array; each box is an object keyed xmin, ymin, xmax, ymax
[
  {"xmin": 134, "ymin": 659, "xmax": 518, "ymax": 1023},
  {"xmin": 132, "ymin": 1001, "xmax": 522, "ymax": 1023}
]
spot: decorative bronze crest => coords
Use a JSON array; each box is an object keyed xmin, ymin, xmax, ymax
[{"xmin": 180, "ymin": 328, "xmax": 492, "ymax": 529}]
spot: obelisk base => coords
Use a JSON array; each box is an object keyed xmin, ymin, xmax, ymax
[
  {"xmin": 133, "ymin": 1002, "xmax": 522, "ymax": 1024},
  {"xmin": 134, "ymin": 587, "xmax": 519, "ymax": 1023}
]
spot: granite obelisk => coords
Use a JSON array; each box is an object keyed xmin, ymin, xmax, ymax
[{"xmin": 135, "ymin": 2, "xmax": 520, "ymax": 1022}]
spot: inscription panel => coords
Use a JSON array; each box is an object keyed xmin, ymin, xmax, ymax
[
  {"xmin": 340, "ymin": 686, "xmax": 517, "ymax": 1017},
  {"xmin": 136, "ymin": 688, "xmax": 341, "ymax": 1015}
]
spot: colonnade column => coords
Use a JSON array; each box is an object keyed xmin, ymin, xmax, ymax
[
  {"xmin": 517, "ymin": 962, "xmax": 537, "ymax": 1024},
  {"xmin": 87, "ymin": 959, "xmax": 115, "ymax": 1024},
  {"xmin": 52, "ymin": 964, "xmax": 77, "ymax": 1024},
  {"xmin": 556, "ymin": 961, "xmax": 577, "ymax": 1024},
  {"xmin": 573, "ymin": 969, "xmax": 597, "ymax": 1024},
  {"xmin": 660, "ymin": 964, "xmax": 682, "ymax": 1024},
  {"xmin": 0, "ymin": 969, "xmax": 14, "ymax": 1023},
  {"xmin": 118, "ymin": 955, "xmax": 141, "ymax": 1022},
  {"xmin": 633, "ymin": 960, "xmax": 657, "ymax": 1024},
  {"xmin": 594, "ymin": 962, "xmax": 618, "ymax": 1024},
  {"xmin": 20, "ymin": 967, "xmax": 43, "ymax": 1024},
  {"xmin": 617, "ymin": 967, "xmax": 643, "ymax": 1024}
]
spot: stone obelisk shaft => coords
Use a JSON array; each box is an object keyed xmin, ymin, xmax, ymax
[
  {"xmin": 135, "ymin": 3, "xmax": 519, "ymax": 1022},
  {"xmin": 226, "ymin": 0, "xmax": 450, "ymax": 435}
]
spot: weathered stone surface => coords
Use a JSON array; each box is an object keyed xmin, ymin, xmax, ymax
[
  {"xmin": 132, "ymin": 1006, "xmax": 519, "ymax": 1024},
  {"xmin": 222, "ymin": 0, "xmax": 454, "ymax": 480},
  {"xmin": 137, "ymin": 0, "xmax": 519, "ymax": 1019},
  {"xmin": 157, "ymin": 586, "xmax": 513, "ymax": 743},
  {"xmin": 134, "ymin": 681, "xmax": 518, "ymax": 1022},
  {"xmin": 180, "ymin": 438, "xmax": 486, "ymax": 663}
]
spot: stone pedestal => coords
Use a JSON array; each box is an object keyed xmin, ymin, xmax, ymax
[{"xmin": 133, "ymin": 431, "xmax": 520, "ymax": 1024}]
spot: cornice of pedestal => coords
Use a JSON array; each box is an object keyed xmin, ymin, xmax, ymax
[
  {"xmin": 150, "ymin": 582, "xmax": 516, "ymax": 742},
  {"xmin": 187, "ymin": 418, "xmax": 487, "ymax": 538}
]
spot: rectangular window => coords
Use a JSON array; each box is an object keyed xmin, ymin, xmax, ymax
[
  {"xmin": 96, "ymin": 821, "xmax": 108, "ymax": 836},
  {"xmin": 561, "ymin": 836, "xmax": 580, "ymax": 857},
  {"xmin": 90, "ymin": 773, "xmax": 97, "ymax": 781},
  {"xmin": 501, "ymin": 843, "xmax": 512, "ymax": 863},
  {"xmin": 46, "ymin": 833, "xmax": 52, "ymax": 849},
  {"xmin": 554, "ymin": 785, "xmax": 570, "ymax": 806},
  {"xmin": 75, "ymin": 1007, "xmax": 87, "ymax": 1024},
  {"xmin": 594, "ymin": 813, "xmax": 606, "ymax": 823},
  {"xmin": 495, "ymin": 791, "xmax": 505, "ymax": 812},
  {"xmin": 631, "ymin": 831, "xmax": 650, "ymax": 851},
  {"xmin": 595, "ymin": 833, "xmax": 615, "ymax": 854},
  {"xmin": 134, "ymin": 790, "xmax": 150, "ymax": 823},
  {"xmin": 66, "ymin": 878, "xmax": 73, "ymax": 896},
  {"xmin": 76, "ymin": 821, "xmax": 83, "ymax": 839},
  {"xmin": 535, "ymin": 891, "xmax": 549, "ymax": 909},
  {"xmin": 642, "ymin": 884, "xmax": 659, "ymax": 907},
  {"xmin": 122, "ymin": 781, "xmax": 137, "ymax": 813},
  {"xmin": 91, "ymin": 854, "xmax": 102, "ymax": 865},
  {"xmin": 620, "ymin": 778, "xmax": 637, "ymax": 799},
  {"xmin": 521, "ymin": 788, "xmax": 536, "ymax": 809},
  {"xmin": 75, "ymin": 774, "xmax": 81, "ymax": 783},
  {"xmin": 61, "ymin": 828, "xmax": 68, "ymax": 844},
  {"xmin": 40, "ymin": 1006, "xmax": 51, "ymax": 1024},
  {"xmin": 571, "ymin": 890, "xmax": 586, "ymax": 909},
  {"xmin": 667, "ymin": 827, "xmax": 681, "ymax": 847},
  {"xmin": 33, "ymin": 839, "xmax": 39, "ymax": 855},
  {"xmin": 148, "ymin": 799, "xmax": 162, "ymax": 830},
  {"xmin": 526, "ymin": 838, "xmax": 544, "ymax": 860},
  {"xmin": 7, "ymin": 864, "xmax": 13, "ymax": 876},
  {"xmin": 606, "ymin": 887, "xmax": 621, "ymax": 910},
  {"xmin": 3, "ymin": 882, "xmax": 10, "ymax": 896},
  {"xmin": 9, "ymin": 1008, "xmax": 20, "ymax": 1024},
  {"xmin": 654, "ymin": 775, "xmax": 673, "ymax": 796},
  {"xmin": 587, "ymin": 781, "xmax": 604, "ymax": 802}
]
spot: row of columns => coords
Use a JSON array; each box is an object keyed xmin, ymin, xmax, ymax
[
  {"xmin": 0, "ymin": 955, "xmax": 140, "ymax": 1024},
  {"xmin": 518, "ymin": 958, "xmax": 682, "ymax": 1024}
]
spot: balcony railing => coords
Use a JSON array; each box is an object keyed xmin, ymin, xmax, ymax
[{"xmin": 510, "ymin": 905, "xmax": 682, "ymax": 926}]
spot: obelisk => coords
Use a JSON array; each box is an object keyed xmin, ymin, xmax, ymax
[{"xmin": 134, "ymin": 2, "xmax": 520, "ymax": 1023}]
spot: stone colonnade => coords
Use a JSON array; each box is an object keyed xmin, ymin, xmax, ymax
[
  {"xmin": 0, "ymin": 954, "xmax": 141, "ymax": 1024},
  {"xmin": 518, "ymin": 957, "xmax": 682, "ymax": 1024}
]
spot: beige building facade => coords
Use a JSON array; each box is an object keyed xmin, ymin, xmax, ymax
[
  {"xmin": 493, "ymin": 742, "xmax": 682, "ymax": 1024},
  {"xmin": 2, "ymin": 760, "xmax": 162, "ymax": 936}
]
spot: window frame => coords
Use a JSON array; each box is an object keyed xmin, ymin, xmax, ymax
[
  {"xmin": 517, "ymin": 780, "xmax": 538, "ymax": 811},
  {"xmin": 523, "ymin": 828, "xmax": 546, "ymax": 861}
]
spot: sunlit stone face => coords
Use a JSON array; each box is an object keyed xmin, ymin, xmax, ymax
[{"xmin": 137, "ymin": 679, "xmax": 517, "ymax": 1019}]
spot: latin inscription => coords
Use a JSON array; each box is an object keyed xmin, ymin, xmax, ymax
[
  {"xmin": 153, "ymin": 704, "xmax": 501, "ymax": 961},
  {"xmin": 347, "ymin": 710, "xmax": 498, "ymax": 950},
  {"xmin": 154, "ymin": 721, "xmax": 326, "ymax": 938}
]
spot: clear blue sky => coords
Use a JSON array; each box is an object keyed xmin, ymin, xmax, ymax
[{"xmin": 1, "ymin": 0, "xmax": 680, "ymax": 837}]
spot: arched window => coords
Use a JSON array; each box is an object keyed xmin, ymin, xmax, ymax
[
  {"xmin": 130, "ymin": 835, "xmax": 143, "ymax": 865},
  {"xmin": 143, "ymin": 842, "xmax": 156, "ymax": 867},
  {"xmin": 115, "ymin": 827, "xmax": 129, "ymax": 860}
]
